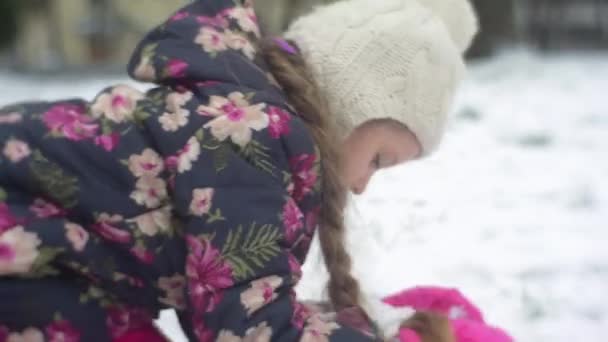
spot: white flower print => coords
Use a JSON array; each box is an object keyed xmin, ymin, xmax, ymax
[
  {"xmin": 240, "ymin": 276, "xmax": 283, "ymax": 316},
  {"xmin": 64, "ymin": 223, "xmax": 89, "ymax": 252},
  {"xmin": 198, "ymin": 92, "xmax": 269, "ymax": 147},
  {"xmin": 130, "ymin": 176, "xmax": 168, "ymax": 208},
  {"xmin": 3, "ymin": 139, "xmax": 31, "ymax": 163},
  {"xmin": 189, "ymin": 188, "xmax": 214, "ymax": 217},
  {"xmin": 128, "ymin": 148, "xmax": 164, "ymax": 178},
  {"xmin": 225, "ymin": 31, "xmax": 256, "ymax": 60},
  {"xmin": 0, "ymin": 226, "xmax": 41, "ymax": 275},
  {"xmin": 195, "ymin": 27, "xmax": 228, "ymax": 54},
  {"xmin": 128, "ymin": 206, "xmax": 171, "ymax": 237},
  {"xmin": 6, "ymin": 327, "xmax": 44, "ymax": 342},
  {"xmin": 91, "ymin": 85, "xmax": 144, "ymax": 123}
]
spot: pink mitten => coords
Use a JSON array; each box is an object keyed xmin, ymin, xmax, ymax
[
  {"xmin": 384, "ymin": 286, "xmax": 513, "ymax": 342},
  {"xmin": 384, "ymin": 286, "xmax": 484, "ymax": 323}
]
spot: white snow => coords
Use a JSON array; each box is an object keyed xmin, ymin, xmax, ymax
[{"xmin": 1, "ymin": 49, "xmax": 606, "ymax": 341}]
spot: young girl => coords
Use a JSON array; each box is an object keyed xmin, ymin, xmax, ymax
[{"xmin": 0, "ymin": 0, "xmax": 477, "ymax": 341}]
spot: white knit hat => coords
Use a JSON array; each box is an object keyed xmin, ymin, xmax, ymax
[{"xmin": 284, "ymin": 0, "xmax": 478, "ymax": 157}]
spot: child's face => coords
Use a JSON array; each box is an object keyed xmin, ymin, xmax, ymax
[{"xmin": 340, "ymin": 120, "xmax": 421, "ymax": 195}]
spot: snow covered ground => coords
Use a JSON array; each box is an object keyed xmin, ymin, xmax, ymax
[{"xmin": 1, "ymin": 49, "xmax": 606, "ymax": 341}]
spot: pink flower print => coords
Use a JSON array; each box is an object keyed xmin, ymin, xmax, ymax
[
  {"xmin": 106, "ymin": 305, "xmax": 152, "ymax": 339},
  {"xmin": 185, "ymin": 235, "xmax": 233, "ymax": 313},
  {"xmin": 195, "ymin": 15, "xmax": 229, "ymax": 28},
  {"xmin": 91, "ymin": 213, "xmax": 131, "ymax": 244},
  {"xmin": 197, "ymin": 92, "xmax": 269, "ymax": 147},
  {"xmin": 29, "ymin": 198, "xmax": 65, "ymax": 219},
  {"xmin": 169, "ymin": 11, "xmax": 189, "ymax": 22},
  {"xmin": 42, "ymin": 104, "xmax": 99, "ymax": 141},
  {"xmin": 292, "ymin": 301, "xmax": 312, "ymax": 330},
  {"xmin": 3, "ymin": 138, "xmax": 31, "ymax": 163},
  {"xmin": 0, "ymin": 112, "xmax": 23, "ymax": 124},
  {"xmin": 130, "ymin": 176, "xmax": 168, "ymax": 208},
  {"xmin": 289, "ymin": 154, "xmax": 318, "ymax": 201},
  {"xmin": 189, "ymin": 188, "xmax": 214, "ymax": 217},
  {"xmin": 282, "ymin": 198, "xmax": 303, "ymax": 242},
  {"xmin": 240, "ymin": 276, "xmax": 283, "ymax": 316},
  {"xmin": 130, "ymin": 245, "xmax": 155, "ymax": 264},
  {"xmin": 91, "ymin": 85, "xmax": 144, "ymax": 123},
  {"xmin": 164, "ymin": 59, "xmax": 189, "ymax": 78},
  {"xmin": 128, "ymin": 148, "xmax": 164, "ymax": 178},
  {"xmin": 64, "ymin": 223, "xmax": 89, "ymax": 252},
  {"xmin": 0, "ymin": 226, "xmax": 41, "ymax": 275},
  {"xmin": 0, "ymin": 325, "xmax": 8, "ymax": 342},
  {"xmin": 267, "ymin": 106, "xmax": 291, "ymax": 139},
  {"xmin": 94, "ymin": 132, "xmax": 120, "ymax": 152},
  {"xmin": 0, "ymin": 203, "xmax": 21, "ymax": 233},
  {"xmin": 45, "ymin": 319, "xmax": 81, "ymax": 342},
  {"xmin": 195, "ymin": 27, "xmax": 228, "ymax": 54},
  {"xmin": 193, "ymin": 318, "xmax": 215, "ymax": 342}
]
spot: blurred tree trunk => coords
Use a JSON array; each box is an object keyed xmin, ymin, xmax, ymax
[
  {"xmin": 468, "ymin": 0, "xmax": 516, "ymax": 58},
  {"xmin": 0, "ymin": 0, "xmax": 19, "ymax": 49}
]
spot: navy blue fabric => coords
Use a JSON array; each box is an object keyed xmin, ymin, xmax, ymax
[{"xmin": 0, "ymin": 1, "xmax": 379, "ymax": 341}]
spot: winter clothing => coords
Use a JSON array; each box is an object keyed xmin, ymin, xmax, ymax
[
  {"xmin": 285, "ymin": 0, "xmax": 478, "ymax": 157},
  {"xmin": 0, "ymin": 1, "xmax": 379, "ymax": 341},
  {"xmin": 384, "ymin": 286, "xmax": 514, "ymax": 342}
]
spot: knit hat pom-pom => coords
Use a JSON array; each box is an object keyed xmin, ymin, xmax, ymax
[{"xmin": 417, "ymin": 0, "xmax": 478, "ymax": 53}]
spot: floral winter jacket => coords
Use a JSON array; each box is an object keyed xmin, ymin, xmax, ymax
[{"xmin": 0, "ymin": 1, "xmax": 378, "ymax": 341}]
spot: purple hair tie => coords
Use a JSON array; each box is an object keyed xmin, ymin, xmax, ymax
[{"xmin": 273, "ymin": 37, "xmax": 298, "ymax": 55}]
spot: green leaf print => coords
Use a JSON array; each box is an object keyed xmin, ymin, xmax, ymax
[
  {"xmin": 27, "ymin": 247, "xmax": 64, "ymax": 278},
  {"xmin": 29, "ymin": 150, "xmax": 79, "ymax": 208},
  {"xmin": 195, "ymin": 128, "xmax": 205, "ymax": 142},
  {"xmin": 0, "ymin": 187, "xmax": 6, "ymax": 202},
  {"xmin": 221, "ymin": 223, "xmax": 282, "ymax": 281},
  {"xmin": 213, "ymin": 144, "xmax": 230, "ymax": 173},
  {"xmin": 142, "ymin": 43, "xmax": 158, "ymax": 59},
  {"xmin": 239, "ymin": 140, "xmax": 276, "ymax": 177},
  {"xmin": 206, "ymin": 208, "xmax": 226, "ymax": 224}
]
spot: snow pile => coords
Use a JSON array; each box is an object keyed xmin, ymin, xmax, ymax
[{"xmin": 1, "ymin": 49, "xmax": 606, "ymax": 341}]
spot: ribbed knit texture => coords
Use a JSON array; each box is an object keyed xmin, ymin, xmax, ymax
[{"xmin": 285, "ymin": 0, "xmax": 478, "ymax": 157}]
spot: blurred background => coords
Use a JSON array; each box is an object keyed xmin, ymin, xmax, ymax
[
  {"xmin": 0, "ymin": 1, "xmax": 606, "ymax": 342},
  {"xmin": 0, "ymin": 0, "xmax": 607, "ymax": 69}
]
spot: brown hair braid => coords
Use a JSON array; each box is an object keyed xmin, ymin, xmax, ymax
[
  {"xmin": 259, "ymin": 38, "xmax": 453, "ymax": 342},
  {"xmin": 258, "ymin": 38, "xmax": 364, "ymax": 314}
]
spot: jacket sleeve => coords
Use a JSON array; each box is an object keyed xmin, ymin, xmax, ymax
[
  {"xmin": 124, "ymin": 1, "xmax": 384, "ymax": 340},
  {"xmin": 167, "ymin": 114, "xmax": 382, "ymax": 341}
]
